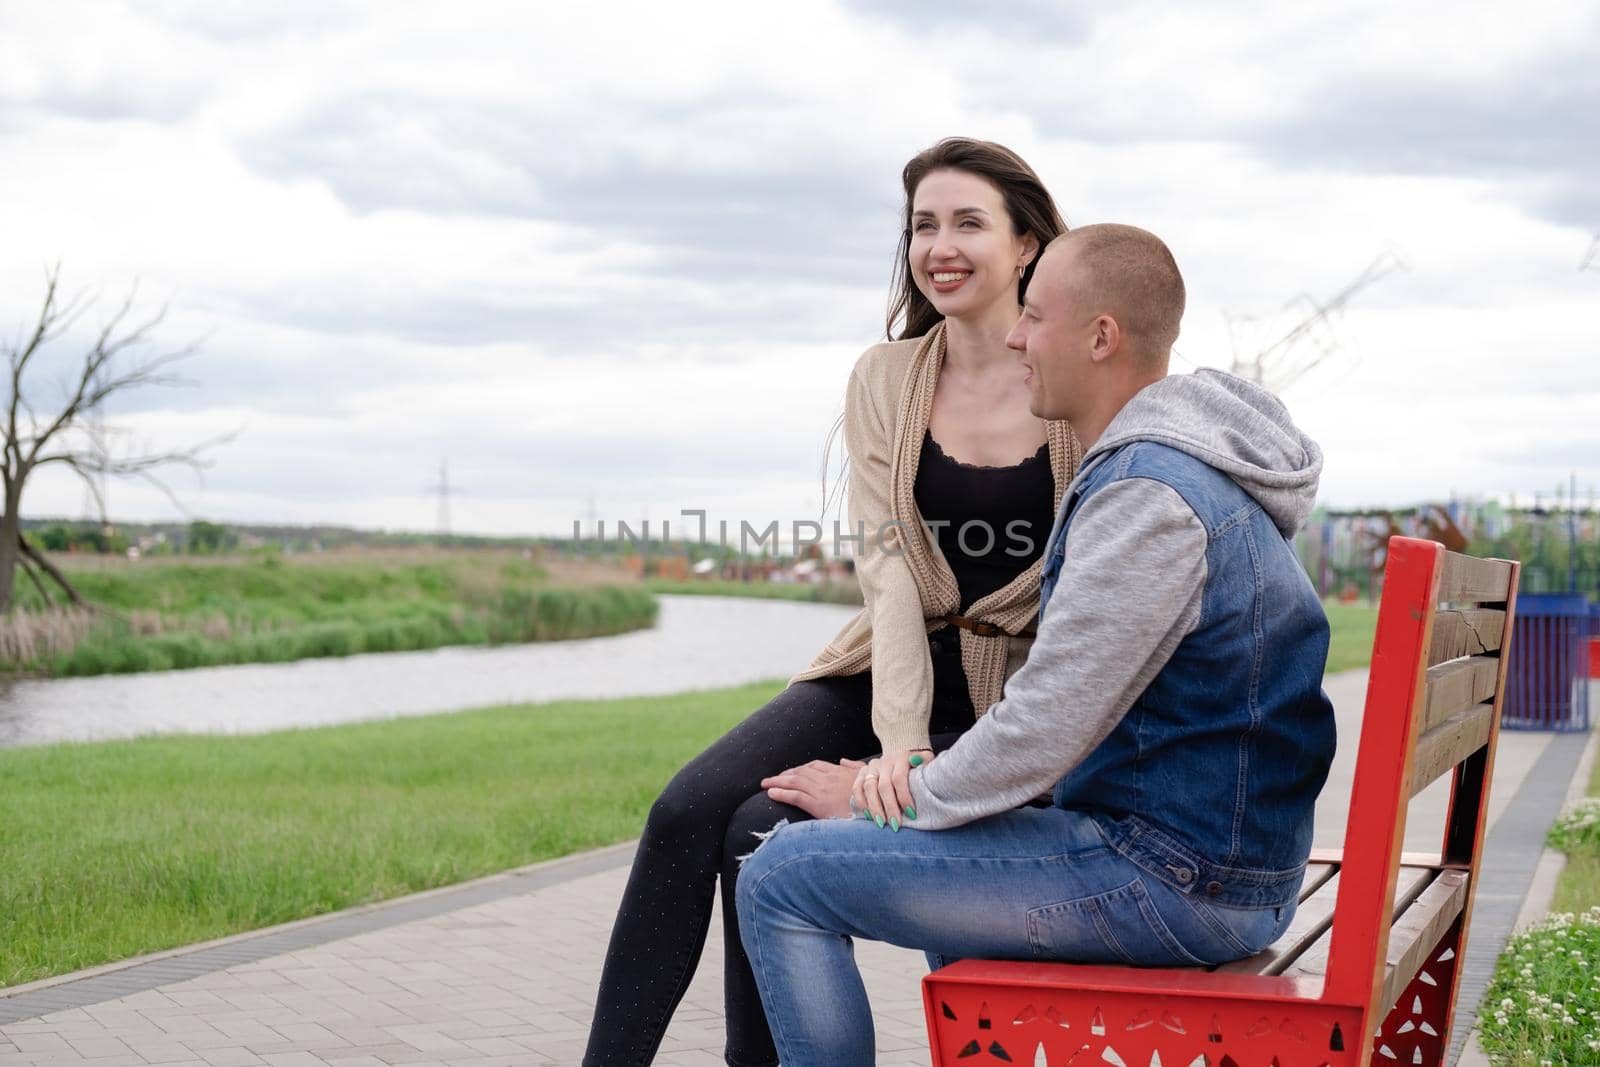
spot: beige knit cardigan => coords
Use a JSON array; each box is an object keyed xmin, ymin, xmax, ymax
[{"xmin": 790, "ymin": 322, "xmax": 1083, "ymax": 752}]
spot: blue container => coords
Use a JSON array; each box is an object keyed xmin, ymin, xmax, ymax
[{"xmin": 1502, "ymin": 593, "xmax": 1591, "ymax": 732}]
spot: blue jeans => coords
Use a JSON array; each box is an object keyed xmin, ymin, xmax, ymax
[{"xmin": 736, "ymin": 806, "xmax": 1293, "ymax": 1067}]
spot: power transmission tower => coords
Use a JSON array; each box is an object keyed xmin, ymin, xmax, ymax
[
  {"xmin": 423, "ymin": 459, "xmax": 459, "ymax": 540},
  {"xmin": 1227, "ymin": 249, "xmax": 1407, "ymax": 393}
]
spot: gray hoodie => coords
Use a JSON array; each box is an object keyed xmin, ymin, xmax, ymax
[{"xmin": 906, "ymin": 369, "xmax": 1324, "ymax": 830}]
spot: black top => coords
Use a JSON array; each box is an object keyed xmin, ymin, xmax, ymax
[{"xmin": 912, "ymin": 430, "xmax": 1055, "ymax": 612}]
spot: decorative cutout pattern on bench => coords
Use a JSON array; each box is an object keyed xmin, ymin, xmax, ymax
[
  {"xmin": 1370, "ymin": 920, "xmax": 1461, "ymax": 1067},
  {"xmin": 929, "ymin": 989, "xmax": 1353, "ymax": 1066}
]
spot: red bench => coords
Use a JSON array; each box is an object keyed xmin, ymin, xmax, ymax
[{"xmin": 922, "ymin": 535, "xmax": 1521, "ymax": 1067}]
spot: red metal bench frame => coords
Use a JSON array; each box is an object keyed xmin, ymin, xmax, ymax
[{"xmin": 922, "ymin": 536, "xmax": 1520, "ymax": 1066}]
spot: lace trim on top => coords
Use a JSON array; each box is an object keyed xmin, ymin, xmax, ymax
[{"xmin": 923, "ymin": 431, "xmax": 1049, "ymax": 471}]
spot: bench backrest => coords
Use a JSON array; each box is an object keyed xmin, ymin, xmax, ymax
[{"xmin": 1321, "ymin": 536, "xmax": 1520, "ymax": 1020}]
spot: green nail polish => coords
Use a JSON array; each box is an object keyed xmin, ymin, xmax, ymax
[
  {"xmin": 905, "ymin": 806, "xmax": 917, "ymax": 820},
  {"xmin": 890, "ymin": 817, "xmax": 900, "ymax": 832},
  {"xmin": 873, "ymin": 813, "xmax": 885, "ymax": 828},
  {"xmin": 909, "ymin": 755, "xmax": 924, "ymax": 767}
]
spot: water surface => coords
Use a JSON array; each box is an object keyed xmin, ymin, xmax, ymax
[{"xmin": 0, "ymin": 596, "xmax": 856, "ymax": 748}]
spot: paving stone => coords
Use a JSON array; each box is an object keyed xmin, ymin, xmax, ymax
[
  {"xmin": 66, "ymin": 1035, "xmax": 137, "ymax": 1057},
  {"xmin": 197, "ymin": 1048, "xmax": 265, "ymax": 1066}
]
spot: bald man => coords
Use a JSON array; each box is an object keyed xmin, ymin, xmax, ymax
[{"xmin": 737, "ymin": 226, "xmax": 1336, "ymax": 1067}]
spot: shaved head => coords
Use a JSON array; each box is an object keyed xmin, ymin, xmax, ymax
[{"xmin": 1048, "ymin": 224, "xmax": 1185, "ymax": 365}]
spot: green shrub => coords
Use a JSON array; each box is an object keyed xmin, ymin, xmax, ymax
[{"xmin": 1549, "ymin": 798, "xmax": 1600, "ymax": 856}]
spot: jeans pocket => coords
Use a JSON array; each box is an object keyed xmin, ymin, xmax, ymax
[
  {"xmin": 1026, "ymin": 879, "xmax": 1206, "ymax": 967},
  {"xmin": 1179, "ymin": 895, "xmax": 1293, "ymax": 962}
]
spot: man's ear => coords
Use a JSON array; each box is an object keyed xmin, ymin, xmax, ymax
[{"xmin": 1089, "ymin": 315, "xmax": 1121, "ymax": 364}]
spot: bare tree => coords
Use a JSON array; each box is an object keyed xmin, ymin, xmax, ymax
[
  {"xmin": 1, "ymin": 265, "xmax": 230, "ymax": 613},
  {"xmin": 1227, "ymin": 249, "xmax": 1408, "ymax": 393}
]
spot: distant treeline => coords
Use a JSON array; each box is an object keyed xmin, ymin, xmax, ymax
[{"xmin": 21, "ymin": 518, "xmax": 549, "ymax": 556}]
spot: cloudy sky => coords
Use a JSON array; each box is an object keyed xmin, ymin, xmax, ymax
[{"xmin": 1, "ymin": 0, "xmax": 1595, "ymax": 540}]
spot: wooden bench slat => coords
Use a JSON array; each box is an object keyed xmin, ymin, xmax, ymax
[
  {"xmin": 1279, "ymin": 866, "xmax": 1433, "ymax": 981},
  {"xmin": 1437, "ymin": 552, "xmax": 1514, "ymax": 604},
  {"xmin": 1308, "ymin": 848, "xmax": 1452, "ymax": 869},
  {"xmin": 1300, "ymin": 861, "xmax": 1337, "ymax": 896},
  {"xmin": 1422, "ymin": 655, "xmax": 1502, "ymax": 732},
  {"xmin": 1410, "ymin": 701, "xmax": 1495, "ymax": 798},
  {"xmin": 1428, "ymin": 608, "xmax": 1505, "ymax": 666},
  {"xmin": 1379, "ymin": 869, "xmax": 1470, "ymax": 1010}
]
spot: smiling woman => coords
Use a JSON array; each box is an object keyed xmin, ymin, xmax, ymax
[{"xmin": 583, "ymin": 138, "xmax": 1081, "ymax": 1067}]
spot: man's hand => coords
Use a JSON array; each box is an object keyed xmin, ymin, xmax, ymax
[
  {"xmin": 762, "ymin": 758, "xmax": 867, "ymax": 820},
  {"xmin": 851, "ymin": 748, "xmax": 936, "ymax": 830}
]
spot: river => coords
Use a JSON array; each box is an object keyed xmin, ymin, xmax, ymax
[{"xmin": 0, "ymin": 595, "xmax": 858, "ymax": 748}]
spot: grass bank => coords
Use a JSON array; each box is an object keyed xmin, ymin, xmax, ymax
[
  {"xmin": 1477, "ymin": 749, "xmax": 1600, "ymax": 1064},
  {"xmin": 1, "ymin": 551, "xmax": 656, "ymax": 678},
  {"xmin": 0, "ymin": 679, "xmax": 784, "ymax": 989}
]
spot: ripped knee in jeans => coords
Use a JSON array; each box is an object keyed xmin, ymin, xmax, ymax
[{"xmin": 734, "ymin": 818, "xmax": 790, "ymax": 870}]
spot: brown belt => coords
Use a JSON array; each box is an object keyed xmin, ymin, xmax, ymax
[{"xmin": 941, "ymin": 613, "xmax": 1035, "ymax": 640}]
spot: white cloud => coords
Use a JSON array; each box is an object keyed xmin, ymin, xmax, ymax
[{"xmin": 1, "ymin": 0, "xmax": 1596, "ymax": 536}]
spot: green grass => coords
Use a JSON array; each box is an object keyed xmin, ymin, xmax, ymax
[
  {"xmin": 1550, "ymin": 754, "xmax": 1600, "ymax": 916},
  {"xmin": 1323, "ymin": 601, "xmax": 1379, "ymax": 674},
  {"xmin": 0, "ymin": 678, "xmax": 786, "ymax": 989},
  {"xmin": 3, "ymin": 552, "xmax": 657, "ymax": 677},
  {"xmin": 1477, "ymin": 754, "xmax": 1600, "ymax": 1064}
]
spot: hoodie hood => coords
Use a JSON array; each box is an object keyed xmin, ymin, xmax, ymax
[{"xmin": 1080, "ymin": 368, "xmax": 1323, "ymax": 537}]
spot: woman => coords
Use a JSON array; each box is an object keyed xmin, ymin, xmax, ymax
[{"xmin": 582, "ymin": 137, "xmax": 1082, "ymax": 1067}]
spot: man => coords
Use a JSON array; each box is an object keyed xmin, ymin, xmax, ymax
[{"xmin": 735, "ymin": 225, "xmax": 1338, "ymax": 1066}]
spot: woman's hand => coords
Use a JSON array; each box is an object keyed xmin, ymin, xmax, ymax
[
  {"xmin": 851, "ymin": 748, "xmax": 936, "ymax": 830},
  {"xmin": 761, "ymin": 758, "xmax": 868, "ymax": 820}
]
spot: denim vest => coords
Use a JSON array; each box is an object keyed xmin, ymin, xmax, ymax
[{"xmin": 1040, "ymin": 441, "xmax": 1335, "ymax": 908}]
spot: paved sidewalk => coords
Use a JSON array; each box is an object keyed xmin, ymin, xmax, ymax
[{"xmin": 1, "ymin": 670, "xmax": 1590, "ymax": 1066}]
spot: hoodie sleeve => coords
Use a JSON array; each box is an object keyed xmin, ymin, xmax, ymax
[{"xmin": 906, "ymin": 476, "xmax": 1209, "ymax": 830}]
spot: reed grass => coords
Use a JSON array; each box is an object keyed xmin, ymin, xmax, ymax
[{"xmin": 3, "ymin": 552, "xmax": 656, "ymax": 677}]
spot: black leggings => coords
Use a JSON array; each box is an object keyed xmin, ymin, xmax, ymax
[{"xmin": 582, "ymin": 627, "xmax": 977, "ymax": 1066}]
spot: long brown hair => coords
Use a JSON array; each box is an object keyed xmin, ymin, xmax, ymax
[{"xmin": 886, "ymin": 137, "xmax": 1068, "ymax": 340}]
